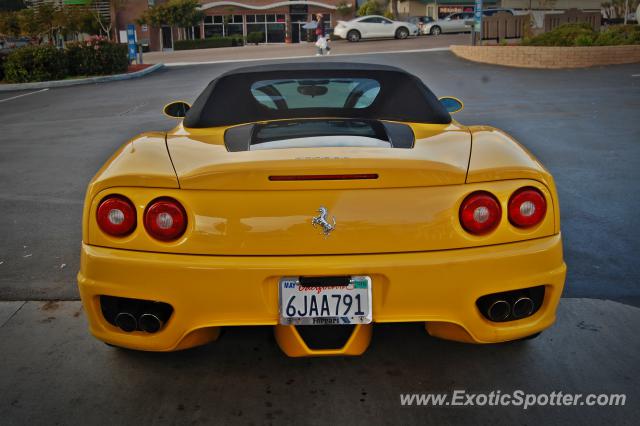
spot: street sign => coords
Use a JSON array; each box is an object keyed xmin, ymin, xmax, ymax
[{"xmin": 126, "ymin": 24, "xmax": 137, "ymax": 62}]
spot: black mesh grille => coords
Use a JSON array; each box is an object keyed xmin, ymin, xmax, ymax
[{"xmin": 295, "ymin": 325, "xmax": 356, "ymax": 350}]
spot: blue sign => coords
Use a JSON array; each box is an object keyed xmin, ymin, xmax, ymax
[
  {"xmin": 126, "ymin": 24, "xmax": 137, "ymax": 61},
  {"xmin": 474, "ymin": 0, "xmax": 483, "ymax": 33}
]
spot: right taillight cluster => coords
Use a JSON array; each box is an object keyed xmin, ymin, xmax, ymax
[
  {"xmin": 460, "ymin": 187, "xmax": 546, "ymax": 235},
  {"xmin": 96, "ymin": 196, "xmax": 187, "ymax": 241}
]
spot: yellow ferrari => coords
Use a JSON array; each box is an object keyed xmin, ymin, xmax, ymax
[{"xmin": 78, "ymin": 63, "xmax": 566, "ymax": 356}]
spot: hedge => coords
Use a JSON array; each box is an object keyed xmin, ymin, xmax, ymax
[
  {"xmin": 174, "ymin": 36, "xmax": 244, "ymax": 50},
  {"xmin": 246, "ymin": 32, "xmax": 264, "ymax": 45},
  {"xmin": 4, "ymin": 45, "xmax": 68, "ymax": 83},
  {"xmin": 2, "ymin": 39, "xmax": 128, "ymax": 83},
  {"xmin": 0, "ymin": 50, "xmax": 9, "ymax": 81},
  {"xmin": 523, "ymin": 23, "xmax": 640, "ymax": 47},
  {"xmin": 66, "ymin": 40, "xmax": 128, "ymax": 76}
]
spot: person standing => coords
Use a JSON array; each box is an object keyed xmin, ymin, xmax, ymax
[{"xmin": 315, "ymin": 13, "xmax": 331, "ymax": 56}]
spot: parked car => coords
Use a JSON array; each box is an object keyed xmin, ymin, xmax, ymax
[
  {"xmin": 333, "ymin": 15, "xmax": 419, "ymax": 42},
  {"xmin": 408, "ymin": 16, "xmax": 435, "ymax": 35},
  {"xmin": 482, "ymin": 8, "xmax": 516, "ymax": 16},
  {"xmin": 0, "ymin": 36, "xmax": 30, "ymax": 51},
  {"xmin": 423, "ymin": 12, "xmax": 474, "ymax": 35},
  {"xmin": 78, "ymin": 62, "xmax": 566, "ymax": 355},
  {"xmin": 424, "ymin": 9, "xmax": 517, "ymax": 35}
]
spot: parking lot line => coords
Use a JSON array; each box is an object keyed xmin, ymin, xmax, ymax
[
  {"xmin": 165, "ymin": 47, "xmax": 451, "ymax": 67},
  {"xmin": 0, "ymin": 88, "xmax": 49, "ymax": 103}
]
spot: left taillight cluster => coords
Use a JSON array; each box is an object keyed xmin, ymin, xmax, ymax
[
  {"xmin": 96, "ymin": 196, "xmax": 187, "ymax": 241},
  {"xmin": 459, "ymin": 187, "xmax": 547, "ymax": 236}
]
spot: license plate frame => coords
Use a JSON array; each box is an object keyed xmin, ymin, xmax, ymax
[{"xmin": 279, "ymin": 276, "xmax": 372, "ymax": 326}]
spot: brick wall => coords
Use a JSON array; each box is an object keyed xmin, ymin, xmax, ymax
[{"xmin": 450, "ymin": 45, "xmax": 640, "ymax": 69}]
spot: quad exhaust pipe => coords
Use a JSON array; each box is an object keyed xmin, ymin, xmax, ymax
[
  {"xmin": 114, "ymin": 311, "xmax": 163, "ymax": 333},
  {"xmin": 477, "ymin": 286, "xmax": 545, "ymax": 323},
  {"xmin": 139, "ymin": 313, "xmax": 163, "ymax": 333},
  {"xmin": 100, "ymin": 296, "xmax": 173, "ymax": 333},
  {"xmin": 114, "ymin": 312, "xmax": 137, "ymax": 332},
  {"xmin": 512, "ymin": 297, "xmax": 535, "ymax": 319},
  {"xmin": 487, "ymin": 300, "xmax": 511, "ymax": 322}
]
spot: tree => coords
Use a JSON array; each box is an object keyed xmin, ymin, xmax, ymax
[
  {"xmin": 388, "ymin": 0, "xmax": 399, "ymax": 20},
  {"xmin": 357, "ymin": 0, "xmax": 383, "ymax": 17},
  {"xmin": 0, "ymin": 11, "xmax": 20, "ymax": 36},
  {"xmin": 602, "ymin": 0, "xmax": 640, "ymax": 22},
  {"xmin": 1, "ymin": 4, "xmax": 99, "ymax": 43},
  {"xmin": 336, "ymin": 1, "xmax": 353, "ymax": 18},
  {"xmin": 137, "ymin": 0, "xmax": 203, "ymax": 40}
]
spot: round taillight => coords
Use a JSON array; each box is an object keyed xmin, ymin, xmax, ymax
[
  {"xmin": 459, "ymin": 191, "xmax": 502, "ymax": 235},
  {"xmin": 144, "ymin": 198, "xmax": 187, "ymax": 241},
  {"xmin": 96, "ymin": 196, "xmax": 136, "ymax": 237},
  {"xmin": 508, "ymin": 187, "xmax": 546, "ymax": 228}
]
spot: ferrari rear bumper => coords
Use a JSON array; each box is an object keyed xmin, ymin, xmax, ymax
[{"xmin": 78, "ymin": 234, "xmax": 566, "ymax": 355}]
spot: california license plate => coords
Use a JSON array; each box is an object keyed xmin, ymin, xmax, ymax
[{"xmin": 279, "ymin": 276, "xmax": 372, "ymax": 325}]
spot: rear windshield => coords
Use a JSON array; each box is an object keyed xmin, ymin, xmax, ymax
[
  {"xmin": 252, "ymin": 119, "xmax": 387, "ymax": 144},
  {"xmin": 250, "ymin": 78, "xmax": 381, "ymax": 110}
]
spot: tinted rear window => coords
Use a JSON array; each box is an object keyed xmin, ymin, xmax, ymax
[
  {"xmin": 250, "ymin": 78, "xmax": 381, "ymax": 110},
  {"xmin": 252, "ymin": 119, "xmax": 387, "ymax": 144}
]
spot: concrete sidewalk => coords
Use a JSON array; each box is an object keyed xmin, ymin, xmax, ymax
[
  {"xmin": 1, "ymin": 298, "xmax": 638, "ymax": 425},
  {"xmin": 144, "ymin": 34, "xmax": 468, "ymax": 65}
]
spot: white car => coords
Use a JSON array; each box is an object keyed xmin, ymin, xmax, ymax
[
  {"xmin": 333, "ymin": 15, "xmax": 419, "ymax": 42},
  {"xmin": 423, "ymin": 9, "xmax": 518, "ymax": 35},
  {"xmin": 422, "ymin": 12, "xmax": 474, "ymax": 35}
]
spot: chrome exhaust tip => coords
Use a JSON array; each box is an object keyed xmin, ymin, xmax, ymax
[
  {"xmin": 139, "ymin": 313, "xmax": 163, "ymax": 333},
  {"xmin": 512, "ymin": 297, "xmax": 535, "ymax": 319},
  {"xmin": 114, "ymin": 312, "xmax": 137, "ymax": 332},
  {"xmin": 487, "ymin": 300, "xmax": 511, "ymax": 322}
]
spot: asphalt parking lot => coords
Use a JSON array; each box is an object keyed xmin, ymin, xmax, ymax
[{"xmin": 1, "ymin": 51, "xmax": 639, "ymax": 424}]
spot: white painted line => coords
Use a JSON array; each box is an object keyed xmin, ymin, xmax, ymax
[
  {"xmin": 163, "ymin": 47, "xmax": 450, "ymax": 67},
  {"xmin": 632, "ymin": 74, "xmax": 640, "ymax": 77},
  {"xmin": 0, "ymin": 88, "xmax": 49, "ymax": 103}
]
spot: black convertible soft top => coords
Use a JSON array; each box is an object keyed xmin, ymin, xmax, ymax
[{"xmin": 183, "ymin": 62, "xmax": 451, "ymax": 128}]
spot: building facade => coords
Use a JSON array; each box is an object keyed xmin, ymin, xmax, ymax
[
  {"xmin": 397, "ymin": 0, "xmax": 601, "ymax": 20},
  {"xmin": 397, "ymin": 0, "xmax": 499, "ymax": 19},
  {"xmin": 116, "ymin": 0, "xmax": 355, "ymax": 52}
]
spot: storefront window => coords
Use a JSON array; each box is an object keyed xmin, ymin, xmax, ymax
[
  {"xmin": 226, "ymin": 23, "xmax": 243, "ymax": 37},
  {"xmin": 204, "ymin": 25, "xmax": 223, "ymax": 38},
  {"xmin": 247, "ymin": 23, "xmax": 266, "ymax": 42},
  {"xmin": 204, "ymin": 15, "xmax": 244, "ymax": 38},
  {"xmin": 266, "ymin": 23, "xmax": 285, "ymax": 43}
]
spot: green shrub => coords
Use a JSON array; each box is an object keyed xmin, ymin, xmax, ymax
[
  {"xmin": 66, "ymin": 39, "xmax": 128, "ymax": 76},
  {"xmin": 94, "ymin": 40, "xmax": 129, "ymax": 75},
  {"xmin": 0, "ymin": 50, "xmax": 9, "ymax": 81},
  {"xmin": 4, "ymin": 45, "xmax": 68, "ymax": 83},
  {"xmin": 357, "ymin": 0, "xmax": 382, "ymax": 17},
  {"xmin": 522, "ymin": 23, "xmax": 640, "ymax": 47},
  {"xmin": 522, "ymin": 23, "xmax": 595, "ymax": 46},
  {"xmin": 594, "ymin": 25, "xmax": 640, "ymax": 46},
  {"xmin": 246, "ymin": 32, "xmax": 264, "ymax": 45},
  {"xmin": 174, "ymin": 36, "xmax": 244, "ymax": 50},
  {"xmin": 574, "ymin": 34, "xmax": 595, "ymax": 46}
]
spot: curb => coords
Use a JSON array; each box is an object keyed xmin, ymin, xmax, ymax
[
  {"xmin": 450, "ymin": 44, "xmax": 640, "ymax": 69},
  {"xmin": 0, "ymin": 63, "xmax": 165, "ymax": 92}
]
